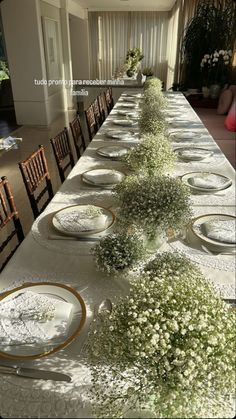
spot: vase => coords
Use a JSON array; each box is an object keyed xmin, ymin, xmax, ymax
[
  {"xmin": 209, "ymin": 84, "xmax": 221, "ymax": 99},
  {"xmin": 202, "ymin": 86, "xmax": 210, "ymax": 98},
  {"xmin": 142, "ymin": 231, "xmax": 166, "ymax": 254}
]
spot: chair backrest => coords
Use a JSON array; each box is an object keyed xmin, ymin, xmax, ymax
[
  {"xmin": 98, "ymin": 93, "xmax": 108, "ymax": 123},
  {"xmin": 93, "ymin": 97, "xmax": 103, "ymax": 129},
  {"xmin": 85, "ymin": 104, "xmax": 98, "ymax": 142},
  {"xmin": 50, "ymin": 127, "xmax": 75, "ymax": 183},
  {"xmin": 0, "ymin": 176, "xmax": 24, "ymax": 272},
  {"xmin": 104, "ymin": 87, "xmax": 114, "ymax": 113},
  {"xmin": 19, "ymin": 145, "xmax": 54, "ymax": 219},
  {"xmin": 70, "ymin": 115, "xmax": 86, "ymax": 160}
]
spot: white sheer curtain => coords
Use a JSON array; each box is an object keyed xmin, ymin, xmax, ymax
[
  {"xmin": 166, "ymin": 1, "xmax": 180, "ymax": 89},
  {"xmin": 88, "ymin": 11, "xmax": 169, "ymax": 85},
  {"xmin": 130, "ymin": 12, "xmax": 169, "ymax": 85}
]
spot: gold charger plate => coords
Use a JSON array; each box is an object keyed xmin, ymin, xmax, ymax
[{"xmin": 0, "ymin": 282, "xmax": 86, "ymax": 360}]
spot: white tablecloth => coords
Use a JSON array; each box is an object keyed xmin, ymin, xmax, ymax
[{"xmin": 0, "ymin": 91, "xmax": 235, "ymax": 418}]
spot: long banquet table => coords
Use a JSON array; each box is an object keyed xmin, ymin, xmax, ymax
[{"xmin": 0, "ymin": 90, "xmax": 235, "ymax": 418}]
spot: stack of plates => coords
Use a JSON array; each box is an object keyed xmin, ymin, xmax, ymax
[
  {"xmin": 104, "ymin": 130, "xmax": 132, "ymax": 140},
  {"xmin": 181, "ymin": 172, "xmax": 232, "ymax": 193},
  {"xmin": 170, "ymin": 131, "xmax": 200, "ymax": 140},
  {"xmin": 175, "ymin": 147, "xmax": 214, "ymax": 161},
  {"xmin": 0, "ymin": 282, "xmax": 86, "ymax": 359},
  {"xmin": 112, "ymin": 119, "xmax": 138, "ymax": 127},
  {"xmin": 191, "ymin": 214, "xmax": 236, "ymax": 252},
  {"xmin": 53, "ymin": 204, "xmax": 115, "ymax": 236},
  {"xmin": 96, "ymin": 145, "xmax": 129, "ymax": 159},
  {"xmin": 81, "ymin": 168, "xmax": 125, "ymax": 188}
]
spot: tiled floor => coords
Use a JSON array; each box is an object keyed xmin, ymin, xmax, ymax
[{"xmin": 0, "ymin": 100, "xmax": 235, "ymax": 239}]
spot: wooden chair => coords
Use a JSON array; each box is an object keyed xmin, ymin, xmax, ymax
[
  {"xmin": 98, "ymin": 93, "xmax": 108, "ymax": 123},
  {"xmin": 0, "ymin": 176, "xmax": 24, "ymax": 272},
  {"xmin": 70, "ymin": 115, "xmax": 86, "ymax": 160},
  {"xmin": 50, "ymin": 127, "xmax": 75, "ymax": 183},
  {"xmin": 85, "ymin": 104, "xmax": 98, "ymax": 142},
  {"xmin": 104, "ymin": 87, "xmax": 114, "ymax": 113},
  {"xmin": 19, "ymin": 145, "xmax": 54, "ymax": 219},
  {"xmin": 93, "ymin": 97, "xmax": 103, "ymax": 129}
]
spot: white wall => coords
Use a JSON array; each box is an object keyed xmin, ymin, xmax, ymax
[{"xmin": 69, "ymin": 15, "xmax": 90, "ymax": 81}]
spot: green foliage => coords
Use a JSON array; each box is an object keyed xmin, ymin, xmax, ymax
[
  {"xmin": 125, "ymin": 48, "xmax": 144, "ymax": 76},
  {"xmin": 0, "ymin": 60, "xmax": 9, "ymax": 81},
  {"xmin": 181, "ymin": 0, "xmax": 236, "ymax": 87}
]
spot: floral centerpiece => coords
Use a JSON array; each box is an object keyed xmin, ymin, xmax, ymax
[
  {"xmin": 125, "ymin": 48, "xmax": 144, "ymax": 77},
  {"xmin": 144, "ymin": 77, "xmax": 162, "ymax": 91},
  {"xmin": 200, "ymin": 49, "xmax": 232, "ymax": 97},
  {"xmin": 85, "ymin": 252, "xmax": 236, "ymax": 418},
  {"xmin": 115, "ymin": 175, "xmax": 191, "ymax": 239},
  {"xmin": 93, "ymin": 230, "xmax": 146, "ymax": 275},
  {"xmin": 123, "ymin": 133, "xmax": 176, "ymax": 176}
]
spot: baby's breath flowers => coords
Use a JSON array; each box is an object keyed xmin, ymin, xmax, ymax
[
  {"xmin": 139, "ymin": 77, "xmax": 168, "ymax": 136},
  {"xmin": 85, "ymin": 253, "xmax": 236, "ymax": 418},
  {"xmin": 124, "ymin": 133, "xmax": 176, "ymax": 176},
  {"xmin": 92, "ymin": 230, "xmax": 146, "ymax": 275},
  {"xmin": 115, "ymin": 174, "xmax": 191, "ymax": 238}
]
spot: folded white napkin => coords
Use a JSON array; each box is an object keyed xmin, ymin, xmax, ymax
[
  {"xmin": 202, "ymin": 220, "xmax": 236, "ymax": 244},
  {"xmin": 0, "ymin": 136, "xmax": 16, "ymax": 150},
  {"xmin": 84, "ymin": 169, "xmax": 124, "ymax": 185},
  {"xmin": 188, "ymin": 174, "xmax": 231, "ymax": 190},
  {"xmin": 0, "ymin": 291, "xmax": 73, "ymax": 346},
  {"xmin": 54, "ymin": 207, "xmax": 108, "ymax": 232}
]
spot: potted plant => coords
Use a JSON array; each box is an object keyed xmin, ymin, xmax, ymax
[
  {"xmin": 181, "ymin": 0, "xmax": 236, "ymax": 88},
  {"xmin": 200, "ymin": 49, "xmax": 232, "ymax": 98}
]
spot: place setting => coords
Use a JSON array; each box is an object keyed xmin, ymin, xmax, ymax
[
  {"xmin": 0, "ymin": 282, "xmax": 86, "ymax": 361},
  {"xmin": 96, "ymin": 145, "xmax": 130, "ymax": 160},
  {"xmin": 169, "ymin": 213, "xmax": 236, "ymax": 272},
  {"xmin": 181, "ymin": 171, "xmax": 232, "ymax": 194},
  {"xmin": 81, "ymin": 168, "xmax": 125, "ymax": 189},
  {"xmin": 102, "ymin": 128, "xmax": 139, "ymax": 141},
  {"xmin": 174, "ymin": 147, "xmax": 214, "ymax": 162}
]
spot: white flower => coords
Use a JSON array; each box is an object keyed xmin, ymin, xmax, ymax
[
  {"xmin": 223, "ymin": 54, "xmax": 229, "ymax": 60},
  {"xmin": 204, "ymin": 54, "xmax": 210, "ymax": 59},
  {"xmin": 213, "ymin": 57, "xmax": 218, "ymax": 62},
  {"xmin": 224, "ymin": 61, "xmax": 229, "ymax": 65},
  {"xmin": 213, "ymin": 52, "xmax": 219, "ymax": 57},
  {"xmin": 219, "ymin": 50, "xmax": 225, "ymax": 55}
]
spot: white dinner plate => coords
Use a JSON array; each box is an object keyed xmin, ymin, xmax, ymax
[
  {"xmin": 175, "ymin": 147, "xmax": 214, "ymax": 161},
  {"xmin": 81, "ymin": 168, "xmax": 125, "ymax": 188},
  {"xmin": 191, "ymin": 214, "xmax": 236, "ymax": 250},
  {"xmin": 104, "ymin": 130, "xmax": 132, "ymax": 140},
  {"xmin": 52, "ymin": 204, "xmax": 115, "ymax": 236},
  {"xmin": 170, "ymin": 131, "xmax": 200, "ymax": 140},
  {"xmin": 116, "ymin": 110, "xmax": 139, "ymax": 118},
  {"xmin": 113, "ymin": 119, "xmax": 138, "ymax": 127},
  {"xmin": 96, "ymin": 145, "xmax": 130, "ymax": 159},
  {"xmin": 117, "ymin": 103, "xmax": 137, "ymax": 109},
  {"xmin": 0, "ymin": 282, "xmax": 86, "ymax": 360},
  {"xmin": 181, "ymin": 172, "xmax": 232, "ymax": 193}
]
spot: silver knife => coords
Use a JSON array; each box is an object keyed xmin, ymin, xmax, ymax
[{"xmin": 0, "ymin": 365, "xmax": 71, "ymax": 382}]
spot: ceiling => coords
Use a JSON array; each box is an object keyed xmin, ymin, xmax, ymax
[{"xmin": 76, "ymin": 0, "xmax": 176, "ymax": 11}]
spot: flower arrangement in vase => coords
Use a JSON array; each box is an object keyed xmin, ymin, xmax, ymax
[
  {"xmin": 85, "ymin": 252, "xmax": 236, "ymax": 418},
  {"xmin": 123, "ymin": 133, "xmax": 176, "ymax": 176},
  {"xmin": 114, "ymin": 174, "xmax": 192, "ymax": 240},
  {"xmin": 125, "ymin": 48, "xmax": 144, "ymax": 77}
]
